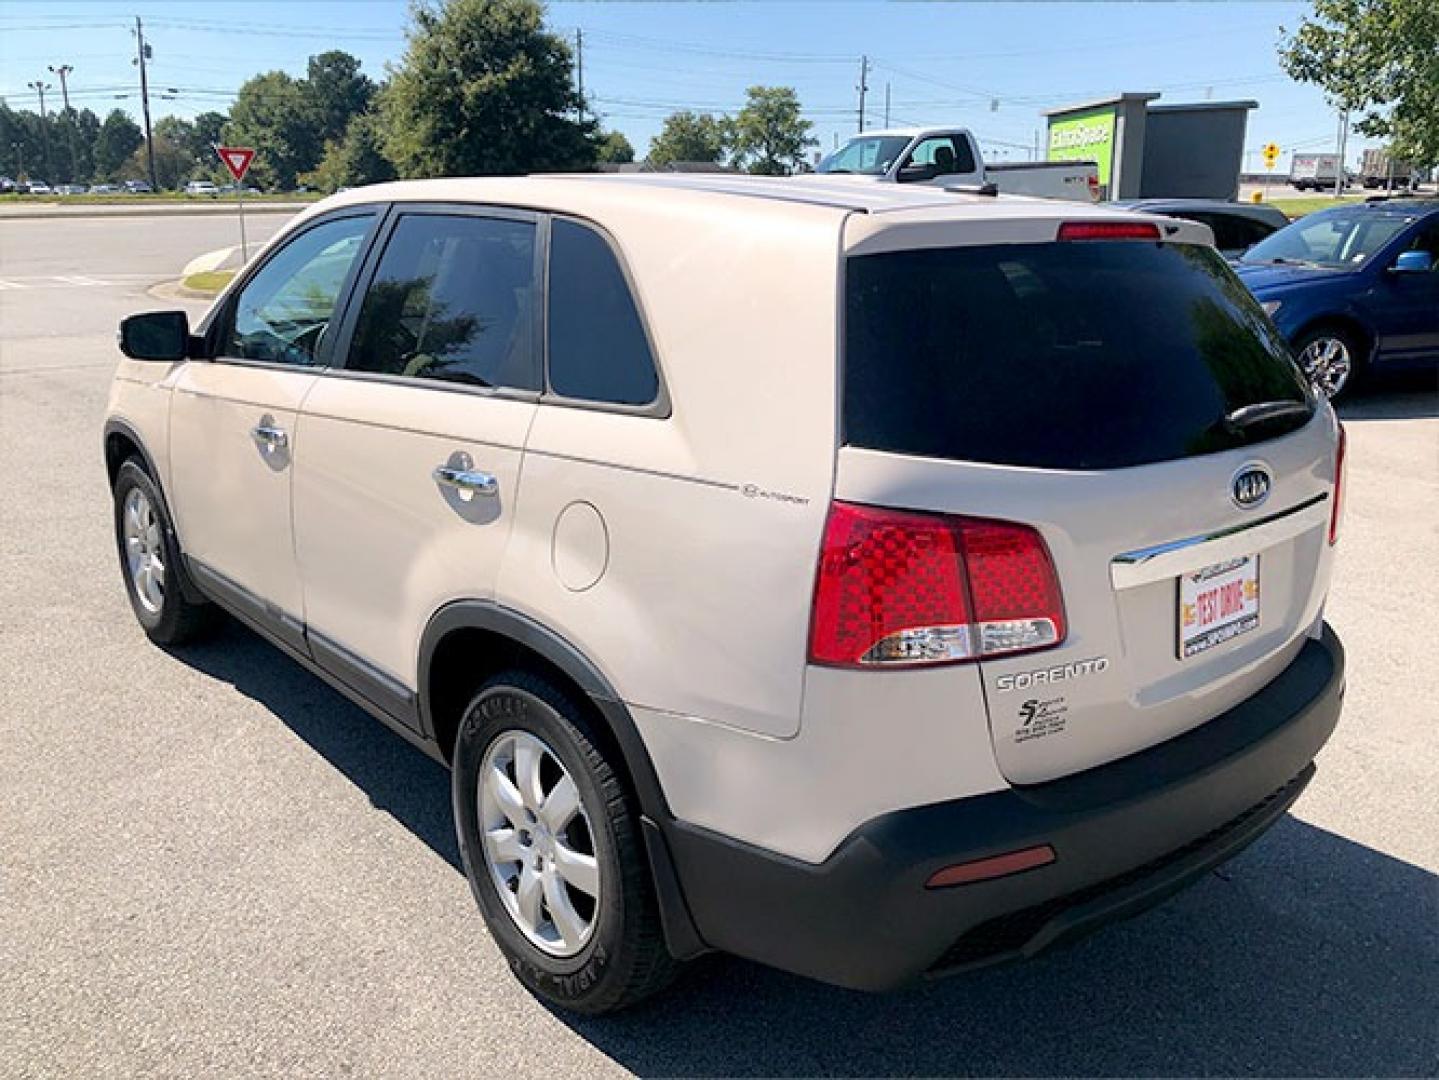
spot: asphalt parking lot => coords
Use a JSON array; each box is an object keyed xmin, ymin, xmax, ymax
[{"xmin": 2, "ymin": 212, "xmax": 1436, "ymax": 1078}]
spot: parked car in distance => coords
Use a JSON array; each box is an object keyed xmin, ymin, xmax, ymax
[
  {"xmin": 88, "ymin": 183, "xmax": 119, "ymax": 194},
  {"xmin": 1110, "ymin": 198, "xmax": 1289, "ymax": 258},
  {"xmin": 55, "ymin": 183, "xmax": 88, "ymax": 196},
  {"xmin": 816, "ymin": 126, "xmax": 1100, "ymax": 201},
  {"xmin": 0, "ymin": 175, "xmax": 16, "ymax": 193},
  {"xmin": 185, "ymin": 179, "xmax": 220, "ymax": 196},
  {"xmin": 123, "ymin": 180, "xmax": 153, "ymax": 194},
  {"xmin": 1236, "ymin": 197, "xmax": 1439, "ymax": 398},
  {"xmin": 106, "ymin": 177, "xmax": 1346, "ymax": 1014},
  {"xmin": 25, "ymin": 180, "xmax": 53, "ymax": 195}
]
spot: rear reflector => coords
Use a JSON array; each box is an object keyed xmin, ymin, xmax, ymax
[
  {"xmin": 1329, "ymin": 422, "xmax": 1347, "ymax": 545},
  {"xmin": 926, "ymin": 845, "xmax": 1057, "ymax": 888},
  {"xmin": 1057, "ymin": 221, "xmax": 1162, "ymax": 242},
  {"xmin": 808, "ymin": 502, "xmax": 1066, "ymax": 668}
]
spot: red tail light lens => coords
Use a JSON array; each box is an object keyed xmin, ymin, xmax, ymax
[
  {"xmin": 809, "ymin": 502, "xmax": 1066, "ymax": 668},
  {"xmin": 1057, "ymin": 221, "xmax": 1161, "ymax": 242},
  {"xmin": 1329, "ymin": 422, "xmax": 1347, "ymax": 545}
]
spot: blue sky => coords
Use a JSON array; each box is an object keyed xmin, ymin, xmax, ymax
[{"xmin": 0, "ymin": 1, "xmax": 1369, "ymax": 170}]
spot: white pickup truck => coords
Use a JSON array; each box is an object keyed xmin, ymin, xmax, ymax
[{"xmin": 815, "ymin": 126, "xmax": 1099, "ymax": 202}]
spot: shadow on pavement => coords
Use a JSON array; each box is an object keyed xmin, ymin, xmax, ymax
[
  {"xmin": 173, "ymin": 621, "xmax": 1438, "ymax": 1078},
  {"xmin": 1337, "ymin": 371, "xmax": 1438, "ymax": 422}
]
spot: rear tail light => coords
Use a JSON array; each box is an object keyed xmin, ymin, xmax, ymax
[
  {"xmin": 808, "ymin": 502, "xmax": 1066, "ymax": 668},
  {"xmin": 1329, "ymin": 422, "xmax": 1347, "ymax": 545},
  {"xmin": 1057, "ymin": 221, "xmax": 1161, "ymax": 241},
  {"xmin": 1086, "ymin": 174, "xmax": 1100, "ymax": 202}
]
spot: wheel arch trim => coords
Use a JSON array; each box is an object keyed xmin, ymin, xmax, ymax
[
  {"xmin": 418, "ymin": 599, "xmax": 709, "ymax": 959},
  {"xmin": 104, "ymin": 417, "xmax": 205, "ymax": 605}
]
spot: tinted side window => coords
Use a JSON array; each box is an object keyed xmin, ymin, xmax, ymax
[
  {"xmin": 225, "ymin": 214, "xmax": 373, "ymax": 366},
  {"xmin": 547, "ymin": 219, "xmax": 659, "ymax": 406},
  {"xmin": 346, "ymin": 213, "xmax": 540, "ymax": 391}
]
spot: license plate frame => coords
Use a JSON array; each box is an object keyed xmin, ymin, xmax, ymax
[{"xmin": 1177, "ymin": 555, "xmax": 1260, "ymax": 659}]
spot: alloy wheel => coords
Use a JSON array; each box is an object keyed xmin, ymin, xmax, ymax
[
  {"xmin": 122, "ymin": 487, "xmax": 165, "ymax": 614},
  {"xmin": 478, "ymin": 730, "xmax": 601, "ymax": 957},
  {"xmin": 1299, "ymin": 335, "xmax": 1352, "ymax": 399}
]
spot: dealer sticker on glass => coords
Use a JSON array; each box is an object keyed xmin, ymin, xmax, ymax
[{"xmin": 1178, "ymin": 555, "xmax": 1260, "ymax": 659}]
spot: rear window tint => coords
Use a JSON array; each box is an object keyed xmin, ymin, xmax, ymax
[{"xmin": 844, "ymin": 241, "xmax": 1313, "ymax": 470}]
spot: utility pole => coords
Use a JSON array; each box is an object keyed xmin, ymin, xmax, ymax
[
  {"xmin": 49, "ymin": 64, "xmax": 77, "ymax": 183},
  {"xmin": 856, "ymin": 55, "xmax": 869, "ymax": 133},
  {"xmin": 27, "ymin": 80, "xmax": 53, "ymax": 181},
  {"xmin": 134, "ymin": 17, "xmax": 157, "ymax": 190},
  {"xmin": 575, "ymin": 28, "xmax": 584, "ymax": 125},
  {"xmin": 1333, "ymin": 108, "xmax": 1349, "ymax": 198},
  {"xmin": 11, "ymin": 142, "xmax": 24, "ymax": 182},
  {"xmin": 883, "ymin": 82, "xmax": 891, "ymax": 129}
]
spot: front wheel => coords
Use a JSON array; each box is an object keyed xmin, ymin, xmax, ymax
[
  {"xmin": 112, "ymin": 459, "xmax": 216, "ymax": 644},
  {"xmin": 452, "ymin": 671, "xmax": 679, "ymax": 1013}
]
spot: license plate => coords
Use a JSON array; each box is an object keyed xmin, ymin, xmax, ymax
[{"xmin": 1178, "ymin": 555, "xmax": 1260, "ymax": 659}]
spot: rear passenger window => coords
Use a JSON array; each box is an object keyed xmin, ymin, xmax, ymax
[
  {"xmin": 547, "ymin": 219, "xmax": 659, "ymax": 406},
  {"xmin": 346, "ymin": 213, "xmax": 540, "ymax": 391}
]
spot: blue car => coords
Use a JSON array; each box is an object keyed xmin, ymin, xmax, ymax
[{"xmin": 1235, "ymin": 198, "xmax": 1439, "ymax": 399}]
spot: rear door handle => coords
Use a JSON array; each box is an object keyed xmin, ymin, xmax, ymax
[
  {"xmin": 251, "ymin": 423, "xmax": 289, "ymax": 450},
  {"xmin": 433, "ymin": 464, "xmax": 498, "ymax": 497}
]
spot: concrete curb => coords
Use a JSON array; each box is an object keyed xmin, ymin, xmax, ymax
[{"xmin": 0, "ymin": 202, "xmax": 309, "ymax": 222}]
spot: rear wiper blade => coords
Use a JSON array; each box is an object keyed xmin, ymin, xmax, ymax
[{"xmin": 1223, "ymin": 401, "xmax": 1312, "ymax": 430}]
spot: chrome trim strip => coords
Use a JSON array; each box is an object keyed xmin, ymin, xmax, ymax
[{"xmin": 1111, "ymin": 493, "xmax": 1329, "ymax": 590}]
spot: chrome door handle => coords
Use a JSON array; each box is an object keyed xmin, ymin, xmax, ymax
[
  {"xmin": 432, "ymin": 464, "xmax": 498, "ymax": 497},
  {"xmin": 251, "ymin": 423, "xmax": 289, "ymax": 450}
]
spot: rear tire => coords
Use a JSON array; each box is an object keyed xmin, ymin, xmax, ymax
[
  {"xmin": 112, "ymin": 458, "xmax": 217, "ymax": 645},
  {"xmin": 452, "ymin": 670, "xmax": 679, "ymax": 1014},
  {"xmin": 1294, "ymin": 323, "xmax": 1367, "ymax": 401}
]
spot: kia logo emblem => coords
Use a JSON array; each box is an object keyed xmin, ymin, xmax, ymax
[{"xmin": 1231, "ymin": 465, "xmax": 1272, "ymax": 509}]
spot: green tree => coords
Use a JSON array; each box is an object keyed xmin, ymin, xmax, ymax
[
  {"xmin": 304, "ymin": 51, "xmax": 376, "ymax": 146},
  {"xmin": 154, "ymin": 111, "xmax": 230, "ymax": 178},
  {"xmin": 645, "ymin": 111, "xmax": 731, "ymax": 168},
  {"xmin": 302, "ymin": 110, "xmax": 397, "ymax": 192},
  {"xmin": 731, "ymin": 86, "xmax": 814, "ymax": 176},
  {"xmin": 120, "ymin": 134, "xmax": 192, "ymax": 190},
  {"xmin": 227, "ymin": 70, "xmax": 318, "ymax": 189},
  {"xmin": 380, "ymin": 0, "xmax": 596, "ymax": 177},
  {"xmin": 1280, "ymin": 0, "xmax": 1439, "ymax": 167},
  {"xmin": 596, "ymin": 130, "xmax": 635, "ymax": 165},
  {"xmin": 93, "ymin": 109, "xmax": 143, "ymax": 181}
]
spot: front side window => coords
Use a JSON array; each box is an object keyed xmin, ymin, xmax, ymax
[
  {"xmin": 224, "ymin": 214, "xmax": 373, "ymax": 366},
  {"xmin": 346, "ymin": 213, "xmax": 540, "ymax": 391},
  {"xmin": 547, "ymin": 219, "xmax": 659, "ymax": 406},
  {"xmin": 906, "ymin": 136, "xmax": 976, "ymax": 176}
]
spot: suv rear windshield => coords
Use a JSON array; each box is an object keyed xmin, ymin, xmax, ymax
[{"xmin": 844, "ymin": 241, "xmax": 1313, "ymax": 470}]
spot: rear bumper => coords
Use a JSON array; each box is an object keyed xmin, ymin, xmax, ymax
[{"xmin": 664, "ymin": 625, "xmax": 1344, "ymax": 990}]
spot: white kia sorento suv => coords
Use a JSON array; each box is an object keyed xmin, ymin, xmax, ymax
[{"xmin": 105, "ymin": 176, "xmax": 1346, "ymax": 1013}]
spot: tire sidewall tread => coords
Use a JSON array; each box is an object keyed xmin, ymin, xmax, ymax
[{"xmin": 451, "ymin": 670, "xmax": 677, "ymax": 1014}]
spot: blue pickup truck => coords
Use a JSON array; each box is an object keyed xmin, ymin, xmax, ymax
[{"xmin": 1235, "ymin": 198, "xmax": 1439, "ymax": 399}]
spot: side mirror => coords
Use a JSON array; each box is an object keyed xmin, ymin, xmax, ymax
[
  {"xmin": 1391, "ymin": 250, "xmax": 1433, "ymax": 274},
  {"xmin": 895, "ymin": 163, "xmax": 939, "ymax": 184},
  {"xmin": 118, "ymin": 311, "xmax": 192, "ymax": 362}
]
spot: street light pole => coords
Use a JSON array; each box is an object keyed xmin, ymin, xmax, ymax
[
  {"xmin": 26, "ymin": 80, "xmax": 53, "ymax": 181},
  {"xmin": 856, "ymin": 55, "xmax": 869, "ymax": 133}
]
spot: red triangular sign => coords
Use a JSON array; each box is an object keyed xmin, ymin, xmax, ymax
[{"xmin": 216, "ymin": 146, "xmax": 255, "ymax": 182}]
